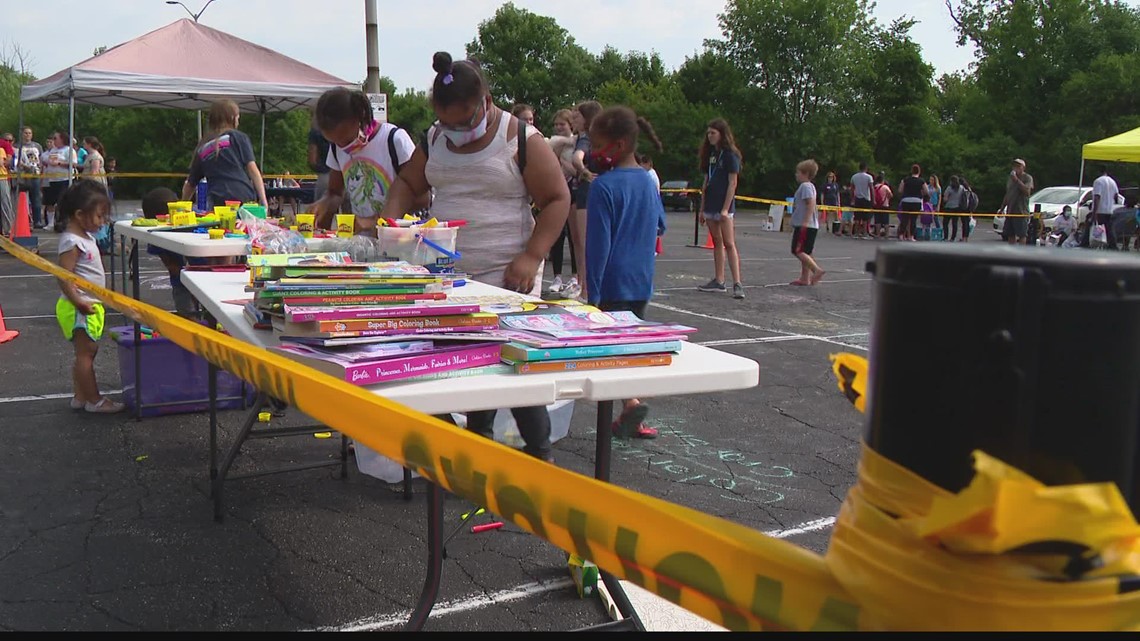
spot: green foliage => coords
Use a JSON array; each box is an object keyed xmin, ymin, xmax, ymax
[{"xmin": 5, "ymin": 1, "xmax": 1140, "ymax": 208}]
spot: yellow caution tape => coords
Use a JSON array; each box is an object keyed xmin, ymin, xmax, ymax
[
  {"xmin": 660, "ymin": 188, "xmax": 1030, "ymax": 218},
  {"xmin": 827, "ymin": 352, "xmax": 1140, "ymax": 630},
  {"xmin": 0, "ymin": 233, "xmax": 862, "ymax": 632}
]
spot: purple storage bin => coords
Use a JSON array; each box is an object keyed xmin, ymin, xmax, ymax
[{"xmin": 110, "ymin": 326, "xmax": 254, "ymax": 417}]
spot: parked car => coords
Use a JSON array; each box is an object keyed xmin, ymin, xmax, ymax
[
  {"xmin": 661, "ymin": 180, "xmax": 699, "ymax": 212},
  {"xmin": 993, "ymin": 185, "xmax": 1091, "ymax": 235}
]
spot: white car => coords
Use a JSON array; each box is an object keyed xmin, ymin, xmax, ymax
[{"xmin": 993, "ymin": 185, "xmax": 1092, "ymax": 235}]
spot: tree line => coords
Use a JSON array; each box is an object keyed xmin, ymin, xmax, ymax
[{"xmin": 3, "ymin": 0, "xmax": 1139, "ymax": 207}]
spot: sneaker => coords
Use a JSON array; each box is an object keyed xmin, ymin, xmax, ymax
[
  {"xmin": 732, "ymin": 283, "xmax": 745, "ymax": 299},
  {"xmin": 612, "ymin": 401, "xmax": 651, "ymax": 438},
  {"xmin": 562, "ymin": 278, "xmax": 581, "ymax": 300},
  {"xmin": 697, "ymin": 278, "xmax": 726, "ymax": 292},
  {"xmin": 549, "ymin": 275, "xmax": 564, "ymax": 293},
  {"xmin": 85, "ymin": 398, "xmax": 125, "ymax": 414},
  {"xmin": 612, "ymin": 421, "xmax": 659, "ymax": 439}
]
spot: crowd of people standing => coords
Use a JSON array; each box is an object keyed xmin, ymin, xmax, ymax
[
  {"xmin": 0, "ymin": 125, "xmax": 114, "ymax": 236},
  {"xmin": 826, "ymin": 162, "xmax": 980, "ymax": 243}
]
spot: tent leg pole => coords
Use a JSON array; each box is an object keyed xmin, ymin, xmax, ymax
[
  {"xmin": 68, "ymin": 92, "xmax": 75, "ymax": 187},
  {"xmin": 259, "ymin": 102, "xmax": 266, "ymax": 171},
  {"xmin": 1078, "ymin": 159, "xmax": 1085, "ymax": 190}
]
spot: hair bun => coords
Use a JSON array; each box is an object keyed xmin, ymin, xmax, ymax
[{"xmin": 432, "ymin": 52, "xmax": 453, "ymax": 75}]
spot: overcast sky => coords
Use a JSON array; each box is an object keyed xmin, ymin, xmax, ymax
[{"xmin": 7, "ymin": 0, "xmax": 976, "ymax": 93}]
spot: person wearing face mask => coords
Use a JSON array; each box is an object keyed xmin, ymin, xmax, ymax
[
  {"xmin": 380, "ymin": 51, "xmax": 571, "ymax": 463},
  {"xmin": 310, "ymin": 87, "xmax": 422, "ymax": 235},
  {"xmin": 1051, "ymin": 204, "xmax": 1077, "ymax": 247}
]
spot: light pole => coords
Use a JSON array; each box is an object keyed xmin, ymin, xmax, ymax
[{"xmin": 165, "ymin": 0, "xmax": 217, "ymax": 22}]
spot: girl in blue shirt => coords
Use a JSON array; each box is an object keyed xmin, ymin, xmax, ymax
[{"xmin": 586, "ymin": 105, "xmax": 666, "ymax": 439}]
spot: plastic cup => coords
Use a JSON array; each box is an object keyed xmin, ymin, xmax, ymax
[
  {"xmin": 336, "ymin": 214, "xmax": 354, "ymax": 238},
  {"xmin": 208, "ymin": 228, "xmax": 225, "ymax": 240},
  {"xmin": 296, "ymin": 213, "xmax": 315, "ymax": 238}
]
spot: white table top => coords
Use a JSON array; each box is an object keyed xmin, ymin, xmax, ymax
[
  {"xmin": 181, "ymin": 270, "xmax": 760, "ymax": 414},
  {"xmin": 114, "ymin": 220, "xmax": 346, "ymax": 259}
]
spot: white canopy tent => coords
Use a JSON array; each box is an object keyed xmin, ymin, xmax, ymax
[{"xmin": 19, "ymin": 18, "xmax": 357, "ymax": 176}]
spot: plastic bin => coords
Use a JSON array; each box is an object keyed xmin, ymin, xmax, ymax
[
  {"xmin": 110, "ymin": 326, "xmax": 253, "ymax": 417},
  {"xmin": 355, "ymin": 399, "xmax": 576, "ymax": 483},
  {"xmin": 377, "ymin": 225, "xmax": 459, "ymax": 272}
]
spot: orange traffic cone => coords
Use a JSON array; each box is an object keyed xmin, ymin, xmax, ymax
[
  {"xmin": 701, "ymin": 230, "xmax": 715, "ymax": 249},
  {"xmin": 10, "ymin": 191, "xmax": 37, "ymax": 252},
  {"xmin": 0, "ymin": 304, "xmax": 18, "ymax": 344}
]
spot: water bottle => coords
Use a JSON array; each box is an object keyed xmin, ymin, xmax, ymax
[{"xmin": 196, "ymin": 178, "xmax": 208, "ymax": 212}]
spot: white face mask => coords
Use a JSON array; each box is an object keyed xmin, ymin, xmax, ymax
[{"xmin": 440, "ymin": 105, "xmax": 489, "ymax": 147}]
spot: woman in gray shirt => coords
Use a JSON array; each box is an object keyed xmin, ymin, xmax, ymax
[{"xmin": 941, "ymin": 175, "xmax": 965, "ymax": 241}]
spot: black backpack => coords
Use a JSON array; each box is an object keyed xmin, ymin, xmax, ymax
[
  {"xmin": 421, "ymin": 120, "xmax": 527, "ymax": 173},
  {"xmin": 965, "ymin": 189, "xmax": 979, "ymax": 213}
]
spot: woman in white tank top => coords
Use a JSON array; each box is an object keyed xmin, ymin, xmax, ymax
[
  {"xmin": 380, "ymin": 52, "xmax": 571, "ymax": 463},
  {"xmin": 382, "ymin": 54, "xmax": 569, "ymax": 296}
]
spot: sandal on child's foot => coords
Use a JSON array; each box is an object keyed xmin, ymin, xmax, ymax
[
  {"xmin": 70, "ymin": 396, "xmax": 86, "ymax": 410},
  {"xmin": 612, "ymin": 402, "xmax": 651, "ymax": 439},
  {"xmin": 85, "ymin": 398, "xmax": 125, "ymax": 414}
]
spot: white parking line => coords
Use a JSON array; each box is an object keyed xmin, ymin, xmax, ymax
[
  {"xmin": 0, "ymin": 390, "xmax": 123, "ymax": 404},
  {"xmin": 315, "ymin": 514, "xmax": 837, "ymax": 631},
  {"xmin": 655, "ymin": 277, "xmax": 870, "ymax": 292},
  {"xmin": 764, "ymin": 517, "xmax": 836, "ymax": 538},
  {"xmin": 2, "ymin": 312, "xmax": 130, "ymax": 320},
  {"xmin": 0, "ymin": 270, "xmax": 166, "ymax": 279},
  {"xmin": 319, "ymin": 578, "xmax": 576, "ymax": 632},
  {"xmin": 649, "ymin": 302, "xmax": 868, "ymax": 351},
  {"xmin": 653, "ymin": 256, "xmax": 854, "ymax": 263}
]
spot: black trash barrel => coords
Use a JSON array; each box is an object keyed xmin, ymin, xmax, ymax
[{"xmin": 865, "ymin": 244, "xmax": 1140, "ymax": 514}]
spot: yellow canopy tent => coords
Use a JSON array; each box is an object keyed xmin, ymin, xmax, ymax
[{"xmin": 1079, "ymin": 125, "xmax": 1140, "ymax": 187}]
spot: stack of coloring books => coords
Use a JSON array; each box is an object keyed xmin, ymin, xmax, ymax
[
  {"xmin": 247, "ymin": 252, "xmax": 510, "ymax": 386},
  {"xmin": 495, "ymin": 307, "xmax": 697, "ymax": 375}
]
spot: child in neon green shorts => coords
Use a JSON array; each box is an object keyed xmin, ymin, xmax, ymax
[{"xmin": 56, "ymin": 180, "xmax": 124, "ymax": 413}]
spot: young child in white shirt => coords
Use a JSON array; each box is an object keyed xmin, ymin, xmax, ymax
[{"xmin": 55, "ymin": 180, "xmax": 124, "ymax": 413}]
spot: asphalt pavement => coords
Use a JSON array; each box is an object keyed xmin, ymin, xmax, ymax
[{"xmin": 0, "ymin": 206, "xmax": 1003, "ymax": 631}]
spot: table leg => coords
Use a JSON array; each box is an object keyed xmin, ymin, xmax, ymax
[
  {"xmin": 594, "ymin": 400, "xmax": 614, "ymax": 482},
  {"xmin": 403, "ymin": 468, "xmax": 413, "ymax": 502},
  {"xmin": 206, "ymin": 312, "xmax": 219, "ymax": 490},
  {"xmin": 588, "ymin": 399, "xmax": 645, "ymax": 631},
  {"xmin": 213, "ymin": 392, "xmax": 268, "ymax": 522},
  {"xmin": 131, "ymin": 239, "xmax": 141, "ymax": 422},
  {"xmin": 405, "ymin": 481, "xmax": 445, "ymax": 631},
  {"xmin": 340, "ymin": 434, "xmax": 348, "ymax": 480},
  {"xmin": 119, "ymin": 234, "xmax": 127, "ymax": 293},
  {"xmin": 108, "ymin": 224, "xmax": 115, "ymax": 292}
]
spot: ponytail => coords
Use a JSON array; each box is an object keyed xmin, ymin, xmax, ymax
[{"xmin": 636, "ymin": 117, "xmax": 663, "ymax": 152}]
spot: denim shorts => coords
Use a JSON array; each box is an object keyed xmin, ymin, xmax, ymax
[{"xmin": 703, "ymin": 210, "xmax": 735, "ymax": 222}]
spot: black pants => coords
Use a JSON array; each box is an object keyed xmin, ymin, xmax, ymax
[
  {"xmin": 899, "ymin": 202, "xmax": 922, "ymax": 237},
  {"xmin": 549, "ymin": 222, "xmax": 576, "ymax": 276},
  {"xmin": 942, "ymin": 207, "xmax": 962, "ymax": 240},
  {"xmin": 17, "ymin": 179, "xmax": 42, "ymax": 227},
  {"xmin": 437, "ymin": 406, "xmax": 552, "ymax": 460}
]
